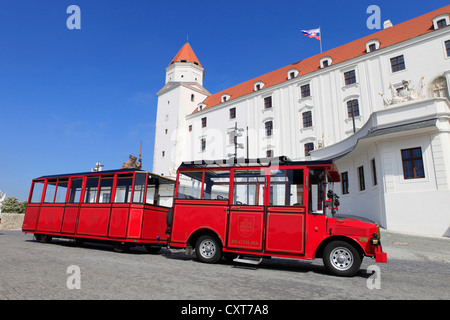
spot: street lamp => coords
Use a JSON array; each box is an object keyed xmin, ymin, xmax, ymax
[{"xmin": 227, "ymin": 122, "xmax": 245, "ymax": 159}]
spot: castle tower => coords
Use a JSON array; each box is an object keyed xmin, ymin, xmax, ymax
[{"xmin": 153, "ymin": 42, "xmax": 210, "ymax": 177}]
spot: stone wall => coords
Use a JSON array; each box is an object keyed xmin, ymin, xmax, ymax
[{"xmin": 0, "ymin": 213, "xmax": 24, "ymax": 230}]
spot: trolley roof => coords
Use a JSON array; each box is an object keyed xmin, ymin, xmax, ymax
[
  {"xmin": 34, "ymin": 168, "xmax": 175, "ymax": 184},
  {"xmin": 179, "ymin": 156, "xmax": 334, "ymax": 169}
]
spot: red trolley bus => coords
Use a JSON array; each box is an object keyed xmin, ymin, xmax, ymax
[
  {"xmin": 22, "ymin": 168, "xmax": 174, "ymax": 252},
  {"xmin": 166, "ymin": 157, "xmax": 387, "ymax": 276}
]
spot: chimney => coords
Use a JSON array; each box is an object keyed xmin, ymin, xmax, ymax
[{"xmin": 383, "ymin": 20, "xmax": 393, "ymax": 29}]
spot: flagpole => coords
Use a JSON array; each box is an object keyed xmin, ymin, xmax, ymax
[{"xmin": 319, "ymin": 26, "xmax": 323, "ymax": 53}]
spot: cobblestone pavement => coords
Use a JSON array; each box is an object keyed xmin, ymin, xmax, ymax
[{"xmin": 0, "ymin": 230, "xmax": 449, "ymax": 300}]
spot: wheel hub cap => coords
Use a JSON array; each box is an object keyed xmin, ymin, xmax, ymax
[{"xmin": 330, "ymin": 247, "xmax": 354, "ymax": 271}]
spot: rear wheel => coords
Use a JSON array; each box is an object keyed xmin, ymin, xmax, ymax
[
  {"xmin": 323, "ymin": 240, "xmax": 362, "ymax": 277},
  {"xmin": 195, "ymin": 235, "xmax": 222, "ymax": 264}
]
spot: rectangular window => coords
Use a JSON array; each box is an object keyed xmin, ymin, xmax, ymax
[
  {"xmin": 84, "ymin": 176, "xmax": 99, "ymax": 203},
  {"xmin": 371, "ymin": 159, "xmax": 378, "ymax": 186},
  {"xmin": 201, "ymin": 117, "xmax": 207, "ymax": 128},
  {"xmin": 189, "ymin": 125, "xmax": 192, "ymax": 132},
  {"xmin": 98, "ymin": 176, "xmax": 113, "ymax": 203},
  {"xmin": 344, "ymin": 70, "xmax": 357, "ymax": 85},
  {"xmin": 265, "ymin": 121, "xmax": 273, "ymax": 137},
  {"xmin": 270, "ymin": 169, "xmax": 304, "ymax": 206},
  {"xmin": 233, "ymin": 169, "xmax": 265, "ymax": 206},
  {"xmin": 304, "ymin": 142, "xmax": 314, "ymax": 157},
  {"xmin": 202, "ymin": 170, "xmax": 230, "ymax": 200},
  {"xmin": 68, "ymin": 178, "xmax": 83, "ymax": 203},
  {"xmin": 347, "ymin": 99, "xmax": 360, "ymax": 118},
  {"xmin": 368, "ymin": 43, "xmax": 376, "ymax": 52},
  {"xmin": 201, "ymin": 138, "xmax": 206, "ymax": 151},
  {"xmin": 309, "ymin": 169, "xmax": 325, "ymax": 213},
  {"xmin": 44, "ymin": 180, "xmax": 57, "ymax": 203},
  {"xmin": 437, "ymin": 19, "xmax": 447, "ymax": 29},
  {"xmin": 54, "ymin": 179, "xmax": 69, "ymax": 203},
  {"xmin": 229, "ymin": 107, "xmax": 236, "ymax": 119},
  {"xmin": 358, "ymin": 166, "xmax": 365, "ymax": 191},
  {"xmin": 264, "ymin": 96, "xmax": 272, "ymax": 109},
  {"xmin": 266, "ymin": 150, "xmax": 273, "ymax": 158},
  {"xmin": 446, "ymin": 40, "xmax": 450, "ymax": 57},
  {"xmin": 301, "ymin": 84, "xmax": 311, "ymax": 98},
  {"xmin": 341, "ymin": 172, "xmax": 349, "ymax": 195},
  {"xmin": 302, "ymin": 111, "xmax": 312, "ymax": 128},
  {"xmin": 401, "ymin": 147, "xmax": 425, "ymax": 179},
  {"xmin": 132, "ymin": 173, "xmax": 147, "ymax": 203},
  {"xmin": 177, "ymin": 171, "xmax": 203, "ymax": 200},
  {"xmin": 115, "ymin": 174, "xmax": 133, "ymax": 203},
  {"xmin": 30, "ymin": 180, "xmax": 45, "ymax": 203},
  {"xmin": 390, "ymin": 55, "xmax": 406, "ymax": 72}
]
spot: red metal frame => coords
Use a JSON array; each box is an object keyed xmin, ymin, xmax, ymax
[{"xmin": 22, "ymin": 169, "xmax": 174, "ymax": 247}]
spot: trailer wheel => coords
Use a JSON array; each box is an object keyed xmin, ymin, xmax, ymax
[
  {"xmin": 323, "ymin": 240, "xmax": 362, "ymax": 277},
  {"xmin": 113, "ymin": 242, "xmax": 130, "ymax": 253},
  {"xmin": 195, "ymin": 234, "xmax": 222, "ymax": 264},
  {"xmin": 145, "ymin": 245, "xmax": 162, "ymax": 254},
  {"xmin": 39, "ymin": 234, "xmax": 53, "ymax": 243}
]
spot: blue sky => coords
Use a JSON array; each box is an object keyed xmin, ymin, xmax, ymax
[{"xmin": 0, "ymin": 0, "xmax": 447, "ymax": 201}]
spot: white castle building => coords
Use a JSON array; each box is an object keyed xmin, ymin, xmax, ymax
[{"xmin": 153, "ymin": 6, "xmax": 450, "ymax": 237}]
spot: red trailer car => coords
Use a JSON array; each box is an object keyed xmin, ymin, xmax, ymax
[
  {"xmin": 22, "ymin": 168, "xmax": 174, "ymax": 252},
  {"xmin": 166, "ymin": 157, "xmax": 387, "ymax": 276}
]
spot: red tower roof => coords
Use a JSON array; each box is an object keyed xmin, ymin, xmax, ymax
[{"xmin": 170, "ymin": 42, "xmax": 202, "ymax": 67}]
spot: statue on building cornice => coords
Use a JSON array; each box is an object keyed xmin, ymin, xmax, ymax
[
  {"xmin": 121, "ymin": 141, "xmax": 143, "ymax": 169},
  {"xmin": 380, "ymin": 76, "xmax": 425, "ymax": 106}
]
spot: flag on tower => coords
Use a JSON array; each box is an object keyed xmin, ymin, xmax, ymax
[{"xmin": 301, "ymin": 28, "xmax": 321, "ymax": 40}]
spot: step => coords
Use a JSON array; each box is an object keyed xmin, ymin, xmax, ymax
[{"xmin": 233, "ymin": 255, "xmax": 263, "ymax": 265}]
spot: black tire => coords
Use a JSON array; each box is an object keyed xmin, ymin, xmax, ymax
[
  {"xmin": 323, "ymin": 240, "xmax": 362, "ymax": 277},
  {"xmin": 40, "ymin": 234, "xmax": 53, "ymax": 243},
  {"xmin": 113, "ymin": 242, "xmax": 130, "ymax": 253},
  {"xmin": 145, "ymin": 245, "xmax": 162, "ymax": 254},
  {"xmin": 195, "ymin": 234, "xmax": 222, "ymax": 264}
]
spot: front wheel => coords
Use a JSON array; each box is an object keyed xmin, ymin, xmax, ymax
[
  {"xmin": 195, "ymin": 235, "xmax": 222, "ymax": 264},
  {"xmin": 323, "ymin": 241, "xmax": 362, "ymax": 277}
]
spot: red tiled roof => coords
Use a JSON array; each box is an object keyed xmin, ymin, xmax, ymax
[
  {"xmin": 195, "ymin": 5, "xmax": 450, "ymax": 114},
  {"xmin": 170, "ymin": 42, "xmax": 202, "ymax": 67}
]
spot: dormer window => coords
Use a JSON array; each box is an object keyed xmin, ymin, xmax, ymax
[
  {"xmin": 198, "ymin": 103, "xmax": 206, "ymax": 112},
  {"xmin": 320, "ymin": 56, "xmax": 332, "ymax": 68},
  {"xmin": 433, "ymin": 14, "xmax": 450, "ymax": 30},
  {"xmin": 366, "ymin": 39, "xmax": 380, "ymax": 53},
  {"xmin": 221, "ymin": 94, "xmax": 231, "ymax": 103},
  {"xmin": 254, "ymin": 81, "xmax": 265, "ymax": 91},
  {"xmin": 287, "ymin": 68, "xmax": 299, "ymax": 79}
]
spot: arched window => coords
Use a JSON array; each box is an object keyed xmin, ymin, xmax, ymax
[{"xmin": 430, "ymin": 77, "xmax": 449, "ymax": 99}]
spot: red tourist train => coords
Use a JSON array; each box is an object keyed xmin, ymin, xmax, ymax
[
  {"xmin": 22, "ymin": 168, "xmax": 174, "ymax": 253},
  {"xmin": 22, "ymin": 157, "xmax": 387, "ymax": 276}
]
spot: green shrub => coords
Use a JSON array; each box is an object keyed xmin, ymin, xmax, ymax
[{"xmin": 1, "ymin": 197, "xmax": 27, "ymax": 214}]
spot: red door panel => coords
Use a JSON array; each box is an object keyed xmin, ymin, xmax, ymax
[
  {"xmin": 77, "ymin": 206, "xmax": 110, "ymax": 236},
  {"xmin": 61, "ymin": 205, "xmax": 79, "ymax": 234},
  {"xmin": 127, "ymin": 208, "xmax": 143, "ymax": 238},
  {"xmin": 36, "ymin": 205, "xmax": 65, "ymax": 233},
  {"xmin": 227, "ymin": 207, "xmax": 264, "ymax": 250},
  {"xmin": 141, "ymin": 206, "xmax": 169, "ymax": 241},
  {"xmin": 108, "ymin": 207, "xmax": 129, "ymax": 238},
  {"xmin": 265, "ymin": 206, "xmax": 305, "ymax": 254},
  {"xmin": 22, "ymin": 205, "xmax": 40, "ymax": 231}
]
